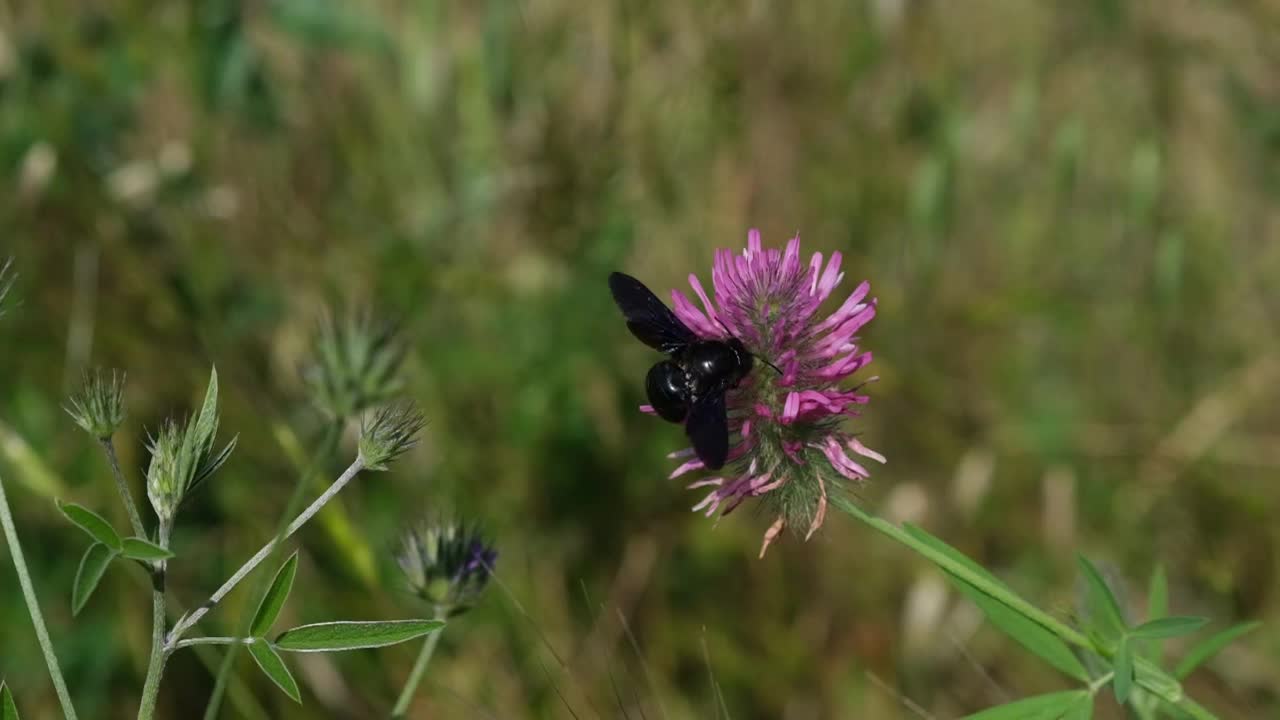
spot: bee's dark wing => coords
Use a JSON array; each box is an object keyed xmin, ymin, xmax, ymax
[
  {"xmin": 608, "ymin": 272, "xmax": 696, "ymax": 355},
  {"xmin": 686, "ymin": 392, "xmax": 729, "ymax": 470}
]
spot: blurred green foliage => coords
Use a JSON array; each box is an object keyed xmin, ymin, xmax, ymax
[{"xmin": 1, "ymin": 1, "xmax": 1279, "ymax": 717}]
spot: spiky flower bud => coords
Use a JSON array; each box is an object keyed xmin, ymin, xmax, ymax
[
  {"xmin": 305, "ymin": 307, "xmax": 406, "ymax": 420},
  {"xmin": 0, "ymin": 257, "xmax": 16, "ymax": 318},
  {"xmin": 358, "ymin": 402, "xmax": 426, "ymax": 471},
  {"xmin": 397, "ymin": 519, "xmax": 497, "ymax": 616},
  {"xmin": 65, "ymin": 369, "xmax": 127, "ymax": 439},
  {"xmin": 146, "ymin": 367, "xmax": 237, "ymax": 525}
]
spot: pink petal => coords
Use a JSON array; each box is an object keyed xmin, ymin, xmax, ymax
[
  {"xmin": 848, "ymin": 436, "xmax": 887, "ymax": 464},
  {"xmin": 759, "ymin": 516, "xmax": 786, "ymax": 558}
]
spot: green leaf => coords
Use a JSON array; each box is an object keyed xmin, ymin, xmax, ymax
[
  {"xmin": 1062, "ymin": 692, "xmax": 1093, "ymax": 720},
  {"xmin": 251, "ymin": 552, "xmax": 299, "ymax": 637},
  {"xmin": 1134, "ymin": 655, "xmax": 1183, "ymax": 700},
  {"xmin": 247, "ymin": 641, "xmax": 300, "ymax": 703},
  {"xmin": 1174, "ymin": 621, "xmax": 1261, "ymax": 679},
  {"xmin": 905, "ymin": 524, "xmax": 1090, "ymax": 682},
  {"xmin": 274, "ymin": 619, "xmax": 443, "ymax": 652},
  {"xmin": 1, "ymin": 681, "xmax": 20, "ymax": 720},
  {"xmin": 1147, "ymin": 564, "xmax": 1168, "ymax": 621},
  {"xmin": 964, "ymin": 690, "xmax": 1090, "ymax": 719},
  {"xmin": 56, "ymin": 500, "xmax": 122, "ymax": 551},
  {"xmin": 1143, "ymin": 564, "xmax": 1169, "ymax": 663},
  {"xmin": 72, "ymin": 542, "xmax": 117, "ymax": 615},
  {"xmin": 120, "ymin": 537, "xmax": 174, "ymax": 561},
  {"xmin": 1130, "ymin": 616, "xmax": 1209, "ymax": 641},
  {"xmin": 947, "ymin": 572, "xmax": 1090, "ymax": 682},
  {"xmin": 1113, "ymin": 638, "xmax": 1134, "ymax": 704},
  {"xmin": 1077, "ymin": 556, "xmax": 1127, "ymax": 642}
]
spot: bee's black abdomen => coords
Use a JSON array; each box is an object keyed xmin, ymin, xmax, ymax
[{"xmin": 646, "ymin": 360, "xmax": 689, "ymax": 423}]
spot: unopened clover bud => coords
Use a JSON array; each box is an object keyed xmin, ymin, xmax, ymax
[
  {"xmin": 145, "ymin": 368, "xmax": 237, "ymax": 525},
  {"xmin": 358, "ymin": 402, "xmax": 425, "ymax": 471},
  {"xmin": 397, "ymin": 519, "xmax": 497, "ymax": 616},
  {"xmin": 65, "ymin": 369, "xmax": 127, "ymax": 439},
  {"xmin": 305, "ymin": 307, "xmax": 406, "ymax": 420}
]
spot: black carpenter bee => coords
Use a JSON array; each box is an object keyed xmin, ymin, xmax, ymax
[{"xmin": 609, "ymin": 271, "xmax": 757, "ymax": 470}]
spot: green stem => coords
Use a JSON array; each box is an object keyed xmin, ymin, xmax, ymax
[
  {"xmin": 136, "ymin": 519, "xmax": 171, "ymax": 720},
  {"xmin": 100, "ymin": 437, "xmax": 147, "ymax": 539},
  {"xmin": 390, "ymin": 611, "xmax": 446, "ymax": 718},
  {"xmin": 831, "ymin": 496, "xmax": 1218, "ymax": 720},
  {"xmin": 168, "ymin": 457, "xmax": 365, "ymax": 646},
  {"xmin": 0, "ymin": 473, "xmax": 80, "ymax": 720},
  {"xmin": 174, "ymin": 637, "xmax": 254, "ymax": 651},
  {"xmin": 202, "ymin": 421, "xmax": 343, "ymax": 720}
]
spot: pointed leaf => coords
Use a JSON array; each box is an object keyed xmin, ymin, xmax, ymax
[
  {"xmin": 247, "ymin": 641, "xmax": 300, "ymax": 703},
  {"xmin": 947, "ymin": 572, "xmax": 1090, "ymax": 682},
  {"xmin": 1147, "ymin": 564, "xmax": 1168, "ymax": 622},
  {"xmin": 1130, "ymin": 616, "xmax": 1209, "ymax": 641},
  {"xmin": 274, "ymin": 619, "xmax": 443, "ymax": 652},
  {"xmin": 1077, "ymin": 556, "xmax": 1127, "ymax": 642},
  {"xmin": 1, "ymin": 682, "xmax": 19, "ymax": 720},
  {"xmin": 193, "ymin": 367, "xmax": 220, "ymax": 451},
  {"xmin": 1113, "ymin": 639, "xmax": 1134, "ymax": 703},
  {"xmin": 1143, "ymin": 564, "xmax": 1169, "ymax": 663},
  {"xmin": 120, "ymin": 537, "xmax": 174, "ymax": 561},
  {"xmin": 56, "ymin": 501, "xmax": 122, "ymax": 551},
  {"xmin": 1134, "ymin": 655, "xmax": 1183, "ymax": 699},
  {"xmin": 904, "ymin": 525, "xmax": 1090, "ymax": 682},
  {"xmin": 1174, "ymin": 621, "xmax": 1261, "ymax": 679},
  {"xmin": 73, "ymin": 543, "xmax": 117, "ymax": 615},
  {"xmin": 964, "ymin": 690, "xmax": 1089, "ymax": 719},
  {"xmin": 251, "ymin": 552, "xmax": 299, "ymax": 637}
]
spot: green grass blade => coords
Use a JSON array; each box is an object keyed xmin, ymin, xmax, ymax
[
  {"xmin": 250, "ymin": 552, "xmax": 299, "ymax": 637},
  {"xmin": 964, "ymin": 690, "xmax": 1089, "ymax": 719},
  {"xmin": 1, "ymin": 682, "xmax": 19, "ymax": 720},
  {"xmin": 56, "ymin": 501, "xmax": 122, "ymax": 551},
  {"xmin": 1174, "ymin": 621, "xmax": 1261, "ymax": 679},
  {"xmin": 247, "ymin": 642, "xmax": 300, "ymax": 703},
  {"xmin": 72, "ymin": 542, "xmax": 116, "ymax": 615},
  {"xmin": 274, "ymin": 619, "xmax": 443, "ymax": 652}
]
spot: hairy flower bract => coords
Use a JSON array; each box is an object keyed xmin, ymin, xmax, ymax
[{"xmin": 657, "ymin": 229, "xmax": 885, "ymax": 556}]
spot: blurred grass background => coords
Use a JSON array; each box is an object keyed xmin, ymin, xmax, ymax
[{"xmin": 1, "ymin": 0, "xmax": 1279, "ymax": 717}]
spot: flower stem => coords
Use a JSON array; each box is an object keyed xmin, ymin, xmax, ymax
[
  {"xmin": 166, "ymin": 457, "xmax": 365, "ymax": 646},
  {"xmin": 830, "ymin": 495, "xmax": 1219, "ymax": 720},
  {"xmin": 201, "ymin": 420, "xmax": 343, "ymax": 720},
  {"xmin": 136, "ymin": 585, "xmax": 167, "ymax": 720},
  {"xmin": 390, "ymin": 610, "xmax": 446, "ymax": 718},
  {"xmin": 0, "ymin": 473, "xmax": 80, "ymax": 720},
  {"xmin": 174, "ymin": 637, "xmax": 254, "ymax": 651},
  {"xmin": 100, "ymin": 437, "xmax": 147, "ymax": 539}
]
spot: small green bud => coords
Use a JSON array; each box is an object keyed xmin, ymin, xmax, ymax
[
  {"xmin": 145, "ymin": 367, "xmax": 237, "ymax": 524},
  {"xmin": 358, "ymin": 402, "xmax": 425, "ymax": 471},
  {"xmin": 397, "ymin": 519, "xmax": 497, "ymax": 616},
  {"xmin": 65, "ymin": 369, "xmax": 127, "ymax": 439},
  {"xmin": 305, "ymin": 307, "xmax": 406, "ymax": 420}
]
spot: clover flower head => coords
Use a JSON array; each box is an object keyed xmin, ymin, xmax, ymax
[
  {"xmin": 657, "ymin": 229, "xmax": 885, "ymax": 556},
  {"xmin": 397, "ymin": 519, "xmax": 497, "ymax": 616},
  {"xmin": 145, "ymin": 368, "xmax": 237, "ymax": 524},
  {"xmin": 305, "ymin": 307, "xmax": 406, "ymax": 420}
]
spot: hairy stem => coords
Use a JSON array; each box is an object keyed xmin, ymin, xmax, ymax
[
  {"xmin": 167, "ymin": 457, "xmax": 365, "ymax": 646},
  {"xmin": 100, "ymin": 437, "xmax": 147, "ymax": 538},
  {"xmin": 831, "ymin": 496, "xmax": 1219, "ymax": 720},
  {"xmin": 0, "ymin": 473, "xmax": 80, "ymax": 720},
  {"xmin": 136, "ymin": 519, "xmax": 172, "ymax": 720},
  {"xmin": 202, "ymin": 420, "xmax": 343, "ymax": 720},
  {"xmin": 390, "ymin": 609, "xmax": 446, "ymax": 718}
]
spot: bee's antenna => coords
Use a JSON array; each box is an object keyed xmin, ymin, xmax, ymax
[
  {"xmin": 759, "ymin": 355, "xmax": 784, "ymax": 376},
  {"xmin": 714, "ymin": 315, "xmax": 784, "ymax": 376}
]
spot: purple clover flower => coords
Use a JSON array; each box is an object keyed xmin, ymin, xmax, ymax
[{"xmin": 648, "ymin": 229, "xmax": 885, "ymax": 556}]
